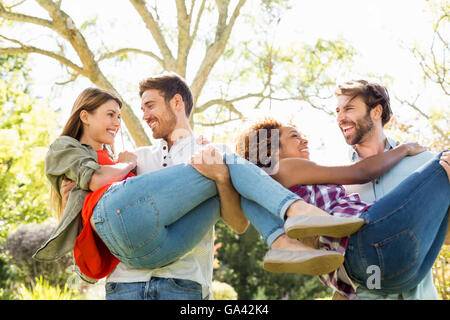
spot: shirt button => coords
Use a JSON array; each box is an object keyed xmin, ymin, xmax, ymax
[
  {"xmin": 116, "ymin": 209, "xmax": 120, "ymax": 214},
  {"xmin": 163, "ymin": 163, "xmax": 167, "ymax": 167},
  {"xmin": 163, "ymin": 146, "xmax": 167, "ymax": 150}
]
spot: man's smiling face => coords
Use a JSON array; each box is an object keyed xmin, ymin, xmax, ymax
[
  {"xmin": 336, "ymin": 95, "xmax": 374, "ymax": 146},
  {"xmin": 141, "ymin": 89, "xmax": 177, "ymax": 140}
]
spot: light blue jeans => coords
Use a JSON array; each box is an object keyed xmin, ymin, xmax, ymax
[
  {"xmin": 92, "ymin": 153, "xmax": 298, "ymax": 269},
  {"xmin": 105, "ymin": 277, "xmax": 203, "ymax": 300},
  {"xmin": 344, "ymin": 151, "xmax": 450, "ymax": 294}
]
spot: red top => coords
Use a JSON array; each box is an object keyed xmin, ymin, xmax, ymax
[{"xmin": 73, "ymin": 150, "xmax": 135, "ymax": 279}]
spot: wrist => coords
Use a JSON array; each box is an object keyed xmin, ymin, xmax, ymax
[
  {"xmin": 398, "ymin": 144, "xmax": 409, "ymax": 156},
  {"xmin": 214, "ymin": 173, "xmax": 231, "ymax": 185}
]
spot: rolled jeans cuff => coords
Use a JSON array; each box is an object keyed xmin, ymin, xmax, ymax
[
  {"xmin": 279, "ymin": 195, "xmax": 301, "ymax": 220},
  {"xmin": 266, "ymin": 227, "xmax": 285, "ymax": 247}
]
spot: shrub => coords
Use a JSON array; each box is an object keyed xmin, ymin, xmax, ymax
[
  {"xmin": 16, "ymin": 276, "xmax": 79, "ymax": 300},
  {"xmin": 4, "ymin": 219, "xmax": 72, "ymax": 287},
  {"xmin": 212, "ymin": 280, "xmax": 238, "ymax": 300}
]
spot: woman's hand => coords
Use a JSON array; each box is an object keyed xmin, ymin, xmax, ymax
[
  {"xmin": 196, "ymin": 135, "xmax": 211, "ymax": 145},
  {"xmin": 439, "ymin": 151, "xmax": 450, "ymax": 182},
  {"xmin": 190, "ymin": 145, "xmax": 230, "ymax": 183},
  {"xmin": 117, "ymin": 151, "xmax": 137, "ymax": 169},
  {"xmin": 398, "ymin": 142, "xmax": 427, "ymax": 156}
]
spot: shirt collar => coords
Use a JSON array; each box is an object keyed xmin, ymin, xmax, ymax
[
  {"xmin": 350, "ymin": 136, "xmax": 397, "ymax": 162},
  {"xmin": 158, "ymin": 134, "xmax": 196, "ymax": 156}
]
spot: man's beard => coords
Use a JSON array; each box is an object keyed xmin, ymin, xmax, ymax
[
  {"xmin": 343, "ymin": 112, "xmax": 374, "ymax": 146},
  {"xmin": 152, "ymin": 106, "xmax": 177, "ymax": 140}
]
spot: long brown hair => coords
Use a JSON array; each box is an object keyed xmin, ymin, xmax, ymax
[{"xmin": 50, "ymin": 87, "xmax": 122, "ymax": 219}]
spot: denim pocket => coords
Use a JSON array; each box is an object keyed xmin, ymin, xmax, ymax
[
  {"xmin": 115, "ymin": 195, "xmax": 161, "ymax": 253},
  {"xmin": 168, "ymin": 278, "xmax": 202, "ymax": 293},
  {"xmin": 105, "ymin": 282, "xmax": 118, "ymax": 294},
  {"xmin": 374, "ymin": 230, "xmax": 418, "ymax": 281}
]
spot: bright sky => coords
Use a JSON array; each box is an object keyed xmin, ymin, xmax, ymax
[{"xmin": 6, "ymin": 0, "xmax": 446, "ymax": 164}]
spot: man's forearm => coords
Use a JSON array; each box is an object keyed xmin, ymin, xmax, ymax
[{"xmin": 215, "ymin": 177, "xmax": 249, "ymax": 234}]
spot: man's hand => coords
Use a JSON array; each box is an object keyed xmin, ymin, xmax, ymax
[
  {"xmin": 60, "ymin": 178, "xmax": 75, "ymax": 206},
  {"xmin": 190, "ymin": 145, "xmax": 229, "ymax": 183}
]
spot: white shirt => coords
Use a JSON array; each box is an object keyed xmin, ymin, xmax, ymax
[{"xmin": 107, "ymin": 135, "xmax": 228, "ymax": 299}]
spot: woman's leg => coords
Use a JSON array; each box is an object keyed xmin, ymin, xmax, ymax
[
  {"xmin": 128, "ymin": 197, "xmax": 221, "ymax": 269},
  {"xmin": 93, "ymin": 156, "xmax": 302, "ymax": 262},
  {"xmin": 344, "ymin": 151, "xmax": 450, "ymax": 293}
]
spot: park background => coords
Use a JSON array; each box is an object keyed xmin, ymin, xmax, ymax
[{"xmin": 0, "ymin": 0, "xmax": 448, "ymax": 299}]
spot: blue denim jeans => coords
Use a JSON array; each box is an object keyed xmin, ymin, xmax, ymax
[
  {"xmin": 105, "ymin": 277, "xmax": 203, "ymax": 300},
  {"xmin": 344, "ymin": 151, "xmax": 450, "ymax": 294},
  {"xmin": 92, "ymin": 153, "xmax": 298, "ymax": 269}
]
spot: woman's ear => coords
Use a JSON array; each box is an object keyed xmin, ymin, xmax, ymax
[{"xmin": 79, "ymin": 110, "xmax": 89, "ymax": 126}]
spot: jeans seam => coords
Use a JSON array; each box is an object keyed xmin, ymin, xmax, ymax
[
  {"xmin": 94, "ymin": 201, "xmax": 125, "ymax": 259},
  {"xmin": 128, "ymin": 232, "xmax": 168, "ymax": 268}
]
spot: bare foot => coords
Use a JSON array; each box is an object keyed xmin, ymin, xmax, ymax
[
  {"xmin": 270, "ymin": 234, "xmax": 314, "ymax": 251},
  {"xmin": 285, "ymin": 200, "xmax": 329, "ymax": 218}
]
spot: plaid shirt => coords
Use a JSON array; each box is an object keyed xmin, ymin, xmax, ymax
[{"xmin": 289, "ymin": 184, "xmax": 373, "ymax": 300}]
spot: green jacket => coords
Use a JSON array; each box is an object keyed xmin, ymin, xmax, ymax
[{"xmin": 33, "ymin": 136, "xmax": 100, "ymax": 264}]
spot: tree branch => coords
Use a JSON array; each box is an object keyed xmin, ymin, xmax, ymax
[
  {"xmin": 194, "ymin": 118, "xmax": 241, "ymax": 127},
  {"xmin": 0, "ymin": 2, "xmax": 54, "ymax": 29},
  {"xmin": 196, "ymin": 92, "xmax": 263, "ymax": 114},
  {"xmin": 0, "ymin": 0, "xmax": 152, "ymax": 146},
  {"xmin": 190, "ymin": 0, "xmax": 247, "ymax": 103},
  {"xmin": 395, "ymin": 96, "xmax": 449, "ymax": 143},
  {"xmin": 129, "ymin": 0, "xmax": 176, "ymax": 70},
  {"xmin": 0, "ymin": 34, "xmax": 84, "ymax": 74},
  {"xmin": 174, "ymin": 0, "xmax": 191, "ymax": 76},
  {"xmin": 55, "ymin": 71, "xmax": 79, "ymax": 85},
  {"xmin": 97, "ymin": 48, "xmax": 164, "ymax": 66},
  {"xmin": 191, "ymin": 0, "xmax": 206, "ymax": 45}
]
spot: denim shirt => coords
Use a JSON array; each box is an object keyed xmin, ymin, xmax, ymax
[
  {"xmin": 33, "ymin": 136, "xmax": 100, "ymax": 263},
  {"xmin": 345, "ymin": 137, "xmax": 439, "ymax": 300}
]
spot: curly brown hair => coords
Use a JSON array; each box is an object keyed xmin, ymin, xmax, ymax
[{"xmin": 236, "ymin": 118, "xmax": 284, "ymax": 168}]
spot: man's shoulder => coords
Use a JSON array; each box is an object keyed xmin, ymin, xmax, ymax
[{"xmin": 396, "ymin": 150, "xmax": 436, "ymax": 169}]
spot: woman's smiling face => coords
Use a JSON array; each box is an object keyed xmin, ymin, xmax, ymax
[
  {"xmin": 80, "ymin": 99, "xmax": 121, "ymax": 150},
  {"xmin": 277, "ymin": 126, "xmax": 310, "ymax": 160}
]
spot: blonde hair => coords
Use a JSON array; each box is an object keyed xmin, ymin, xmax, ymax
[{"xmin": 50, "ymin": 87, "xmax": 122, "ymax": 219}]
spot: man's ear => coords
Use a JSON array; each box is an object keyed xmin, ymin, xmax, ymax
[
  {"xmin": 171, "ymin": 93, "xmax": 185, "ymax": 113},
  {"xmin": 371, "ymin": 104, "xmax": 383, "ymax": 121}
]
